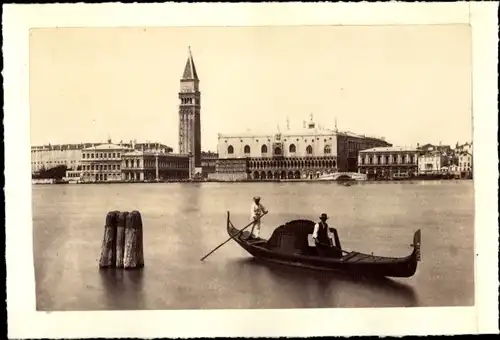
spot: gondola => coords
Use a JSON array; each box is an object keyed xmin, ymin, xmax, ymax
[{"xmin": 226, "ymin": 212, "xmax": 421, "ymax": 278}]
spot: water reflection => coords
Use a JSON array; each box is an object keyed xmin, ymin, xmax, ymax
[
  {"xmin": 230, "ymin": 258, "xmax": 418, "ymax": 308},
  {"xmin": 98, "ymin": 268, "xmax": 146, "ymax": 310}
]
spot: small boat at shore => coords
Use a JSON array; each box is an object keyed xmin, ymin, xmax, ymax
[{"xmin": 226, "ymin": 212, "xmax": 421, "ymax": 278}]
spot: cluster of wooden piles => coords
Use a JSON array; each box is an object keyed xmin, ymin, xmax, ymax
[{"xmin": 98, "ymin": 210, "xmax": 144, "ymax": 269}]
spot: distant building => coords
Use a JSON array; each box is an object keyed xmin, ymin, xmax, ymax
[
  {"xmin": 211, "ymin": 159, "xmax": 249, "ymax": 181},
  {"xmin": 121, "ymin": 150, "xmax": 190, "ymax": 181},
  {"xmin": 358, "ymin": 146, "xmax": 420, "ymax": 179},
  {"xmin": 31, "ymin": 142, "xmax": 101, "ymax": 173},
  {"xmin": 201, "ymin": 151, "xmax": 218, "ymax": 178},
  {"xmin": 127, "ymin": 141, "xmax": 173, "ymax": 153},
  {"xmin": 418, "ymin": 152, "xmax": 450, "ymax": 175},
  {"xmin": 80, "ymin": 143, "xmax": 133, "ymax": 182},
  {"xmin": 455, "ymin": 142, "xmax": 473, "ymax": 155},
  {"xmin": 418, "ymin": 143, "xmax": 452, "ymax": 155},
  {"xmin": 458, "ymin": 151, "xmax": 473, "ymax": 178},
  {"xmin": 31, "ymin": 140, "xmax": 173, "ymax": 175},
  {"xmin": 213, "ymin": 116, "xmax": 391, "ymax": 181}
]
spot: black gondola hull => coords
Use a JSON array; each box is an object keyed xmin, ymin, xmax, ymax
[{"xmin": 226, "ymin": 212, "xmax": 421, "ymax": 278}]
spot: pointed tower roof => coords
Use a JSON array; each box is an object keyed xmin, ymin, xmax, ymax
[{"xmin": 182, "ymin": 46, "xmax": 199, "ymax": 80}]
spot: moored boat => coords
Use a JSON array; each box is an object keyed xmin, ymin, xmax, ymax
[{"xmin": 226, "ymin": 212, "xmax": 421, "ymax": 278}]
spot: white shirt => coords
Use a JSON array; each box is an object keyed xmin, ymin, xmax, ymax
[
  {"xmin": 312, "ymin": 222, "xmax": 334, "ymax": 241},
  {"xmin": 250, "ymin": 202, "xmax": 267, "ymax": 219}
]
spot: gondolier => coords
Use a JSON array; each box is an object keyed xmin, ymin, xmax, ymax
[
  {"xmin": 249, "ymin": 196, "xmax": 268, "ymax": 239},
  {"xmin": 312, "ymin": 213, "xmax": 334, "ymax": 246}
]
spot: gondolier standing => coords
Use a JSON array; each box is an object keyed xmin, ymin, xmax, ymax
[{"xmin": 249, "ymin": 196, "xmax": 268, "ymax": 239}]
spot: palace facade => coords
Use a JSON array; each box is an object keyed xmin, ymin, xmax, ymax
[
  {"xmin": 79, "ymin": 143, "xmax": 133, "ymax": 182},
  {"xmin": 358, "ymin": 146, "xmax": 420, "ymax": 179},
  {"xmin": 212, "ymin": 118, "xmax": 391, "ymax": 180},
  {"xmin": 121, "ymin": 151, "xmax": 190, "ymax": 181}
]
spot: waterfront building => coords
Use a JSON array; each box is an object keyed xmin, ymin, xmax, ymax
[
  {"xmin": 201, "ymin": 151, "xmax": 218, "ymax": 178},
  {"xmin": 121, "ymin": 151, "xmax": 190, "ymax": 181},
  {"xmin": 79, "ymin": 143, "xmax": 133, "ymax": 182},
  {"xmin": 31, "ymin": 142, "xmax": 101, "ymax": 173},
  {"xmin": 211, "ymin": 158, "xmax": 249, "ymax": 181},
  {"xmin": 212, "ymin": 116, "xmax": 391, "ymax": 181},
  {"xmin": 178, "ymin": 47, "xmax": 202, "ymax": 177},
  {"xmin": 358, "ymin": 146, "xmax": 420, "ymax": 179},
  {"xmin": 458, "ymin": 151, "xmax": 473, "ymax": 178},
  {"xmin": 417, "ymin": 152, "xmax": 450, "ymax": 175},
  {"xmin": 31, "ymin": 140, "xmax": 172, "ymax": 175}
]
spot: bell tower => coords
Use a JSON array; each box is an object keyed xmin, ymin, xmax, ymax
[{"xmin": 178, "ymin": 46, "xmax": 201, "ymax": 172}]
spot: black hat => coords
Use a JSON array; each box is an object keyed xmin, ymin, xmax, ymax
[{"xmin": 320, "ymin": 213, "xmax": 328, "ymax": 220}]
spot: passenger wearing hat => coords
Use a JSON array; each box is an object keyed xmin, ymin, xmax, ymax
[
  {"xmin": 312, "ymin": 213, "xmax": 335, "ymax": 246},
  {"xmin": 249, "ymin": 196, "xmax": 268, "ymax": 239}
]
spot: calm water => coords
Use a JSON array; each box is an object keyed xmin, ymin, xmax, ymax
[{"xmin": 32, "ymin": 180, "xmax": 474, "ymax": 310}]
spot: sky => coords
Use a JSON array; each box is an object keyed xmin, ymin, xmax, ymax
[{"xmin": 29, "ymin": 25, "xmax": 472, "ymax": 152}]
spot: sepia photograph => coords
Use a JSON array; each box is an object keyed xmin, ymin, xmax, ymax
[
  {"xmin": 4, "ymin": 2, "xmax": 499, "ymax": 338},
  {"xmin": 30, "ymin": 24, "xmax": 475, "ymax": 311}
]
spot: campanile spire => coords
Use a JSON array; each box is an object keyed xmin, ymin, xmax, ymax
[
  {"xmin": 178, "ymin": 47, "xmax": 201, "ymax": 175},
  {"xmin": 182, "ymin": 46, "xmax": 199, "ymax": 80}
]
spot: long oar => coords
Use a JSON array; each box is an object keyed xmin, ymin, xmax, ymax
[{"xmin": 200, "ymin": 212, "xmax": 268, "ymax": 261}]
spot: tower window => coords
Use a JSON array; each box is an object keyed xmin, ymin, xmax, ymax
[
  {"xmin": 244, "ymin": 145, "xmax": 251, "ymax": 154},
  {"xmin": 228, "ymin": 145, "xmax": 234, "ymax": 154}
]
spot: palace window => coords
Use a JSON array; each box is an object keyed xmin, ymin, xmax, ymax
[
  {"xmin": 228, "ymin": 145, "xmax": 234, "ymax": 154},
  {"xmin": 289, "ymin": 144, "xmax": 296, "ymax": 153},
  {"xmin": 261, "ymin": 145, "xmax": 268, "ymax": 154},
  {"xmin": 275, "ymin": 147, "xmax": 282, "ymax": 155},
  {"xmin": 324, "ymin": 145, "xmax": 331, "ymax": 154},
  {"xmin": 244, "ymin": 145, "xmax": 250, "ymax": 154},
  {"xmin": 306, "ymin": 145, "xmax": 313, "ymax": 155}
]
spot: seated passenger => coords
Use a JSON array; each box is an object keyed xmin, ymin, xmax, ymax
[
  {"xmin": 312, "ymin": 213, "xmax": 334, "ymax": 246},
  {"xmin": 312, "ymin": 213, "xmax": 343, "ymax": 257}
]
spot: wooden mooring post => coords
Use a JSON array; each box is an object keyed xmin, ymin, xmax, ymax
[
  {"xmin": 99, "ymin": 211, "xmax": 119, "ymax": 268},
  {"xmin": 99, "ymin": 210, "xmax": 144, "ymax": 269}
]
